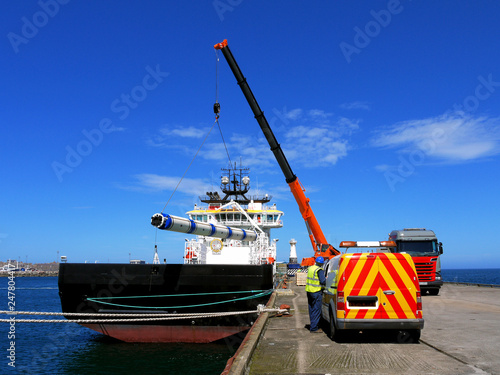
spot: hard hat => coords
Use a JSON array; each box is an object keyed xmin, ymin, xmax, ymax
[{"xmin": 315, "ymin": 256, "xmax": 324, "ymax": 264}]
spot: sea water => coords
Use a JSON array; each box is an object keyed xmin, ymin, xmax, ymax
[
  {"xmin": 1, "ymin": 277, "xmax": 237, "ymax": 374},
  {"xmin": 441, "ymin": 268, "xmax": 500, "ymax": 285}
]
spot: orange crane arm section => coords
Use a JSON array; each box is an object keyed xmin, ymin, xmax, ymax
[{"xmin": 288, "ymin": 178, "xmax": 328, "ymax": 249}]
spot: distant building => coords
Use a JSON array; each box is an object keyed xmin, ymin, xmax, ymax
[{"xmin": 130, "ymin": 260, "xmax": 146, "ymax": 264}]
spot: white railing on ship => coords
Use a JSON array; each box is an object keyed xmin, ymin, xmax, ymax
[{"xmin": 216, "ymin": 219, "xmax": 283, "ymax": 226}]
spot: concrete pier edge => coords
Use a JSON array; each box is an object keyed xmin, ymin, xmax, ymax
[{"xmin": 222, "ymin": 290, "xmax": 278, "ymax": 375}]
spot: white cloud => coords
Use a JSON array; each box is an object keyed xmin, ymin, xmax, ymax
[
  {"xmin": 146, "ymin": 108, "xmax": 359, "ymax": 171},
  {"xmin": 372, "ymin": 112, "xmax": 500, "ymax": 162},
  {"xmin": 340, "ymin": 101, "xmax": 371, "ymax": 111},
  {"xmin": 308, "ymin": 109, "xmax": 333, "ymax": 119},
  {"xmin": 285, "ymin": 108, "xmax": 303, "ymax": 120},
  {"xmin": 147, "ymin": 125, "xmax": 207, "ymax": 147},
  {"xmin": 132, "ymin": 174, "xmax": 209, "ymax": 196},
  {"xmin": 166, "ymin": 126, "xmax": 205, "ymax": 138},
  {"xmin": 374, "ymin": 164, "xmax": 391, "ymax": 172},
  {"xmin": 279, "ymin": 111, "xmax": 358, "ymax": 167}
]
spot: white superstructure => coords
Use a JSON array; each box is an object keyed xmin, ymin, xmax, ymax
[{"xmin": 183, "ymin": 166, "xmax": 283, "ymax": 265}]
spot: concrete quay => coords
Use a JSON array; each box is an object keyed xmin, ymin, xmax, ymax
[{"xmin": 228, "ymin": 283, "xmax": 500, "ymax": 375}]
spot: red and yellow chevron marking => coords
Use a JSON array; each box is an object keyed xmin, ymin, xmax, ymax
[{"xmin": 336, "ymin": 253, "xmax": 421, "ymax": 320}]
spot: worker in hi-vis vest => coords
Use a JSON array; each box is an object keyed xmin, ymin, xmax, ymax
[{"xmin": 305, "ymin": 256, "xmax": 326, "ymax": 333}]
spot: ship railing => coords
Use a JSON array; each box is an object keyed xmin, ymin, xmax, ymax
[
  {"xmin": 216, "ymin": 218, "xmax": 283, "ymax": 227},
  {"xmin": 198, "ymin": 194, "xmax": 273, "ymax": 202}
]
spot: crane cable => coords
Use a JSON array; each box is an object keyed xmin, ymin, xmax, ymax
[
  {"xmin": 160, "ymin": 119, "xmax": 217, "ymax": 214},
  {"xmin": 159, "ymin": 50, "xmax": 232, "ymax": 215},
  {"xmin": 214, "ymin": 49, "xmax": 232, "ymax": 167}
]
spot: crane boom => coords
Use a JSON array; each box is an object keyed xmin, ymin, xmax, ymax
[{"xmin": 214, "ymin": 39, "xmax": 339, "ymax": 264}]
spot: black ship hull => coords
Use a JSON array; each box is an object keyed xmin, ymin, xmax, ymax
[{"xmin": 58, "ymin": 263, "xmax": 274, "ymax": 343}]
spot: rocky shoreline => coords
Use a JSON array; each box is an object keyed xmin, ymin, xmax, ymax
[{"xmin": 0, "ymin": 271, "xmax": 58, "ymax": 277}]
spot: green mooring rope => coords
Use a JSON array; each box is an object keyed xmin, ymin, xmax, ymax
[
  {"xmin": 85, "ymin": 289, "xmax": 273, "ymax": 310},
  {"xmin": 88, "ymin": 289, "xmax": 269, "ymax": 300}
]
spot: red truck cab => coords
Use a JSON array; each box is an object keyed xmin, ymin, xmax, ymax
[{"xmin": 389, "ymin": 228, "xmax": 443, "ymax": 295}]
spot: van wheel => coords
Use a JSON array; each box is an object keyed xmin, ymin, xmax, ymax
[
  {"xmin": 411, "ymin": 329, "xmax": 421, "ymax": 342},
  {"xmin": 329, "ymin": 310, "xmax": 337, "ymax": 341},
  {"xmin": 396, "ymin": 329, "xmax": 420, "ymax": 343}
]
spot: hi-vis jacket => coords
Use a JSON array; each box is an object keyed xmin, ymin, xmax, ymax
[{"xmin": 305, "ymin": 265, "xmax": 323, "ymax": 293}]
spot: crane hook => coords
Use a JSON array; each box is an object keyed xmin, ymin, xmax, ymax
[{"xmin": 213, "ymin": 102, "xmax": 220, "ymax": 120}]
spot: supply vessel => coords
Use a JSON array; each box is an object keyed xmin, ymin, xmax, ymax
[{"xmin": 58, "ymin": 165, "xmax": 283, "ymax": 343}]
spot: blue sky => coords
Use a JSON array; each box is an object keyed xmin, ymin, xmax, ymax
[{"xmin": 1, "ymin": 1, "xmax": 499, "ymax": 268}]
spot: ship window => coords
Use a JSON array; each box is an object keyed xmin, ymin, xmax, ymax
[
  {"xmin": 203, "ymin": 215, "xmax": 207, "ymax": 222},
  {"xmin": 267, "ymin": 215, "xmax": 273, "ymax": 222},
  {"xmin": 235, "ymin": 214, "xmax": 241, "ymax": 221},
  {"xmin": 227, "ymin": 213, "xmax": 234, "ymax": 221}
]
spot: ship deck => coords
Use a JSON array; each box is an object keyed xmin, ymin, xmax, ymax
[{"xmin": 226, "ymin": 282, "xmax": 500, "ymax": 374}]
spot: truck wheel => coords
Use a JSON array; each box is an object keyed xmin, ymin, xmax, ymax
[
  {"xmin": 428, "ymin": 289, "xmax": 439, "ymax": 296},
  {"xmin": 329, "ymin": 310, "xmax": 337, "ymax": 341}
]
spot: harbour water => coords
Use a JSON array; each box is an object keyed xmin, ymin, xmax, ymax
[
  {"xmin": 1, "ymin": 269, "xmax": 499, "ymax": 374},
  {"xmin": 1, "ymin": 277, "xmax": 238, "ymax": 374}
]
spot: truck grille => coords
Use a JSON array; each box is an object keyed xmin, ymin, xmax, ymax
[{"xmin": 415, "ymin": 262, "xmax": 435, "ymax": 282}]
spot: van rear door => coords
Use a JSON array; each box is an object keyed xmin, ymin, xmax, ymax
[
  {"xmin": 376, "ymin": 253, "xmax": 419, "ymax": 320},
  {"xmin": 342, "ymin": 254, "xmax": 380, "ymax": 320}
]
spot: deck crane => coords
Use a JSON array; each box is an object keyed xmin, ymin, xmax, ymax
[{"xmin": 214, "ymin": 39, "xmax": 340, "ymax": 266}]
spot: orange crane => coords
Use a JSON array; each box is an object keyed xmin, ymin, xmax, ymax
[{"xmin": 214, "ymin": 39, "xmax": 339, "ymax": 266}]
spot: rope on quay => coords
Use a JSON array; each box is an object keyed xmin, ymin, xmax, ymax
[{"xmin": 0, "ymin": 305, "xmax": 290, "ymax": 324}]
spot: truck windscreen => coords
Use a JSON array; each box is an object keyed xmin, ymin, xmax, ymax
[{"xmin": 397, "ymin": 241, "xmax": 438, "ymax": 256}]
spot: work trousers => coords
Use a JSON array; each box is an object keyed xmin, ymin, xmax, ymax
[{"xmin": 307, "ymin": 291, "xmax": 322, "ymax": 331}]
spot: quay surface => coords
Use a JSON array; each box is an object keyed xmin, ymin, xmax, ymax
[{"xmin": 228, "ymin": 282, "xmax": 500, "ymax": 374}]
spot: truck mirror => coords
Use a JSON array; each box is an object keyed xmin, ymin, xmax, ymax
[{"xmin": 439, "ymin": 242, "xmax": 443, "ymax": 254}]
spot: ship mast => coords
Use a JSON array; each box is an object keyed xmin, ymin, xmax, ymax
[{"xmin": 200, "ymin": 164, "xmax": 271, "ymax": 206}]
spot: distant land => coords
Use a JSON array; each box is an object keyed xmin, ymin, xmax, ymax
[{"xmin": 0, "ymin": 260, "xmax": 58, "ymax": 276}]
